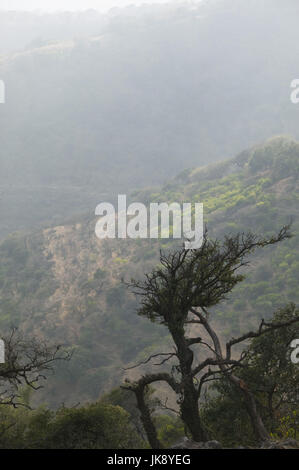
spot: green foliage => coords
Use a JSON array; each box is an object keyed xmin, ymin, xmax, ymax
[
  {"xmin": 248, "ymin": 137, "xmax": 299, "ymax": 180},
  {"xmin": 0, "ymin": 136, "xmax": 298, "ymax": 406},
  {"xmin": 0, "ymin": 402, "xmax": 143, "ymax": 449},
  {"xmin": 202, "ymin": 304, "xmax": 299, "ymax": 447},
  {"xmin": 155, "ymin": 415, "xmax": 185, "ymax": 448},
  {"xmin": 270, "ymin": 411, "xmax": 298, "ymax": 440},
  {"xmin": 201, "ymin": 389, "xmax": 255, "ymax": 447}
]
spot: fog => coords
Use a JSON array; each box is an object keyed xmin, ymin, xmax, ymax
[
  {"xmin": 0, "ymin": 0, "xmax": 299, "ymax": 238},
  {"xmin": 0, "ymin": 0, "xmax": 298, "ymax": 437},
  {"xmin": 0, "ymin": 0, "xmax": 192, "ymax": 13}
]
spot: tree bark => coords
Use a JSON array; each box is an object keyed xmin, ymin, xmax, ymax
[
  {"xmin": 180, "ymin": 377, "xmax": 207, "ymax": 441},
  {"xmin": 240, "ymin": 385, "xmax": 270, "ymax": 442},
  {"xmin": 192, "ymin": 308, "xmax": 270, "ymax": 443},
  {"xmin": 171, "ymin": 327, "xmax": 207, "ymax": 442},
  {"xmin": 134, "ymin": 385, "xmax": 162, "ymax": 449}
]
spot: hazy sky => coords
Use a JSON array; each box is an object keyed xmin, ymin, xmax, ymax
[{"xmin": 0, "ymin": 0, "xmax": 196, "ymax": 13}]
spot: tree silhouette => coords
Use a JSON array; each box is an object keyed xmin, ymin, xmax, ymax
[{"xmin": 124, "ymin": 225, "xmax": 299, "ymax": 447}]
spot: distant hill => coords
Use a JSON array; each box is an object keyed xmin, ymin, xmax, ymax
[
  {"xmin": 1, "ymin": 0, "xmax": 299, "ymax": 237},
  {"xmin": 0, "ymin": 136, "xmax": 298, "ymax": 405}
]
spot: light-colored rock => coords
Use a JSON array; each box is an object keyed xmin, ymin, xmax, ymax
[{"xmin": 171, "ymin": 439, "xmax": 222, "ymax": 449}]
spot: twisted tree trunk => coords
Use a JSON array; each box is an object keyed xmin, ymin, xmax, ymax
[
  {"xmin": 233, "ymin": 378, "xmax": 270, "ymax": 442},
  {"xmin": 171, "ymin": 326, "xmax": 207, "ymax": 442},
  {"xmin": 134, "ymin": 385, "xmax": 162, "ymax": 449}
]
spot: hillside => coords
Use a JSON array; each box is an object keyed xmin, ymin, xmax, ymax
[
  {"xmin": 0, "ymin": 136, "xmax": 298, "ymax": 406},
  {"xmin": 1, "ymin": 0, "xmax": 299, "ymax": 238}
]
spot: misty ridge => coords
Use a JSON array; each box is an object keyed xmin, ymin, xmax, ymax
[
  {"xmin": 0, "ymin": 0, "xmax": 299, "ymax": 238},
  {"xmin": 0, "ymin": 0, "xmax": 299, "ymax": 451}
]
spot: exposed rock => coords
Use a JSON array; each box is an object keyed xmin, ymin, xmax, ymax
[
  {"xmin": 261, "ymin": 439, "xmax": 299, "ymax": 449},
  {"xmin": 205, "ymin": 440, "xmax": 222, "ymax": 449},
  {"xmin": 171, "ymin": 438, "xmax": 222, "ymax": 449}
]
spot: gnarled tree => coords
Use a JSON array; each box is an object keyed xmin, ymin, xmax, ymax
[
  {"xmin": 0, "ymin": 328, "xmax": 71, "ymax": 408},
  {"xmin": 124, "ymin": 225, "xmax": 299, "ymax": 447}
]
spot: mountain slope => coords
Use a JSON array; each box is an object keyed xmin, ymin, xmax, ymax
[
  {"xmin": 1, "ymin": 0, "xmax": 299, "ymax": 237},
  {"xmin": 0, "ymin": 136, "xmax": 298, "ymax": 405}
]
